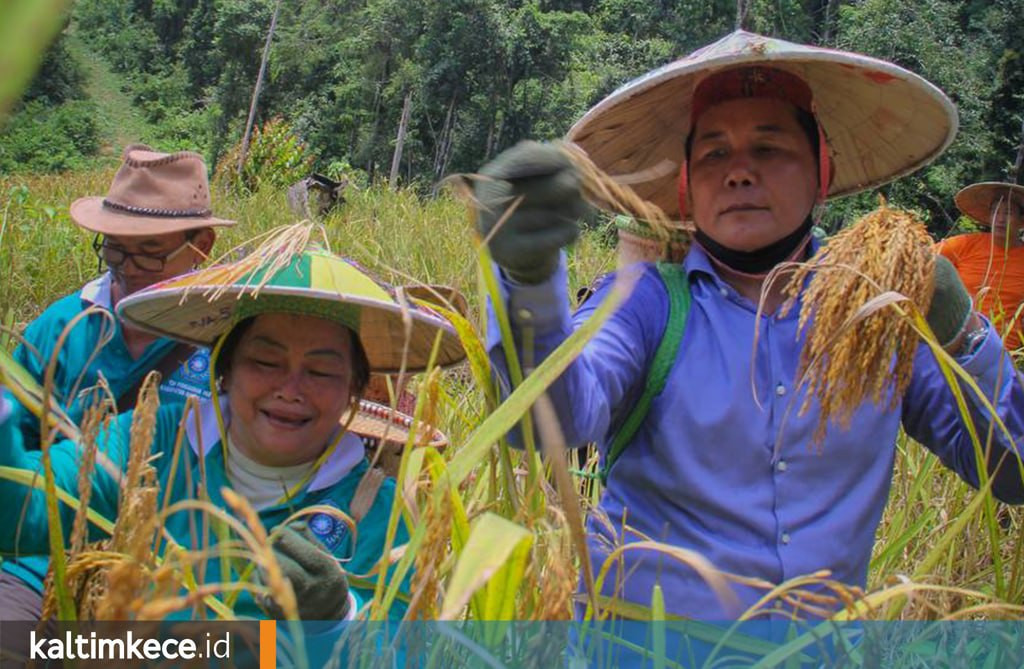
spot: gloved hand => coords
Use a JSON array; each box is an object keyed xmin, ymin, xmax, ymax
[
  {"xmin": 262, "ymin": 523, "xmax": 351, "ymax": 620},
  {"xmin": 926, "ymin": 255, "xmax": 973, "ymax": 348},
  {"xmin": 475, "ymin": 141, "xmax": 590, "ymax": 284}
]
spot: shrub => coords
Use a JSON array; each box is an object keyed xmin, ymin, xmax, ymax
[{"xmin": 0, "ymin": 100, "xmax": 101, "ymax": 174}]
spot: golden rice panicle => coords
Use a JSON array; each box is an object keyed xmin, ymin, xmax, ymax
[
  {"xmin": 784, "ymin": 200, "xmax": 935, "ymax": 443},
  {"xmin": 70, "ymin": 404, "xmax": 105, "ymax": 553},
  {"xmin": 560, "ymin": 141, "xmax": 692, "ymax": 253},
  {"xmin": 407, "ymin": 490, "xmax": 450, "ymax": 620},
  {"xmin": 536, "ymin": 528, "xmax": 575, "ymax": 620}
]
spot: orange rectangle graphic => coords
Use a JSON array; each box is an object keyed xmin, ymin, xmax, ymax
[{"xmin": 260, "ymin": 620, "xmax": 276, "ymax": 669}]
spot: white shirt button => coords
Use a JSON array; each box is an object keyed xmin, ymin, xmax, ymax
[
  {"xmin": 781, "ymin": 532, "xmax": 791, "ymax": 545},
  {"xmin": 775, "ymin": 384, "xmax": 786, "ymax": 396},
  {"xmin": 776, "ymin": 460, "xmax": 788, "ymax": 472},
  {"xmin": 517, "ymin": 308, "xmax": 532, "ymax": 321},
  {"xmin": 719, "ymin": 287, "xmax": 728, "ymax": 297}
]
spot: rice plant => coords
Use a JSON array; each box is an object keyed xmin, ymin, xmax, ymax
[{"xmin": 0, "ymin": 164, "xmax": 1022, "ymax": 669}]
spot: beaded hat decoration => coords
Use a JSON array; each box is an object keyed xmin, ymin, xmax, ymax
[
  {"xmin": 70, "ymin": 144, "xmax": 235, "ymax": 235},
  {"xmin": 347, "ymin": 398, "xmax": 448, "ymax": 451}
]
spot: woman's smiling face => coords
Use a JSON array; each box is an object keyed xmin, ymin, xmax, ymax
[{"xmin": 222, "ymin": 312, "xmax": 357, "ymax": 467}]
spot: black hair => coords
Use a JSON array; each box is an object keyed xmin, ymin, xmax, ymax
[
  {"xmin": 215, "ymin": 315, "xmax": 370, "ymax": 395},
  {"xmin": 684, "ymin": 105, "xmax": 821, "ymax": 167}
]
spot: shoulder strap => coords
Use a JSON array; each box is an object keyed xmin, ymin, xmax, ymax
[
  {"xmin": 116, "ymin": 342, "xmax": 195, "ymax": 413},
  {"xmin": 599, "ymin": 262, "xmax": 691, "ymax": 485}
]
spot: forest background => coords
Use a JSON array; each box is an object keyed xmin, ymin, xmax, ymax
[{"xmin": 2, "ymin": 0, "xmax": 1023, "ymax": 234}]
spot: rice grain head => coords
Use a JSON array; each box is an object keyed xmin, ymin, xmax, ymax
[{"xmin": 782, "ymin": 200, "xmax": 935, "ymax": 443}]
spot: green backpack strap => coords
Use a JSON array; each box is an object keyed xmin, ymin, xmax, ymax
[{"xmin": 599, "ymin": 262, "xmax": 691, "ymax": 485}]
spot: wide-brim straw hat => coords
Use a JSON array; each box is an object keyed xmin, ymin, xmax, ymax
[
  {"xmin": 954, "ymin": 182, "xmax": 1024, "ymax": 226},
  {"xmin": 117, "ymin": 244, "xmax": 465, "ymax": 373},
  {"xmin": 71, "ymin": 144, "xmax": 235, "ymax": 235},
  {"xmin": 567, "ymin": 30, "xmax": 958, "ymax": 219},
  {"xmin": 346, "ymin": 399, "xmax": 448, "ymax": 451}
]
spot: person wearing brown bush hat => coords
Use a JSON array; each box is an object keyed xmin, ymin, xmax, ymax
[{"xmin": 1, "ymin": 145, "xmax": 233, "ymax": 624}]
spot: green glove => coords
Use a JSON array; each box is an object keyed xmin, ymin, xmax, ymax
[
  {"xmin": 262, "ymin": 523, "xmax": 351, "ymax": 620},
  {"xmin": 475, "ymin": 141, "xmax": 589, "ymax": 284},
  {"xmin": 926, "ymin": 255, "xmax": 973, "ymax": 347}
]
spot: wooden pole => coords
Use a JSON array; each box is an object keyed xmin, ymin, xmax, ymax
[{"xmin": 238, "ymin": 0, "xmax": 282, "ymax": 177}]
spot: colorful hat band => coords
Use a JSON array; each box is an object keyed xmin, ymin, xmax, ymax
[
  {"xmin": 678, "ymin": 66, "xmax": 831, "ymax": 220},
  {"xmin": 234, "ymin": 293, "xmax": 362, "ymax": 334}
]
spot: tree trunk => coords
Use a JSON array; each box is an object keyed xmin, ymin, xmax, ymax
[
  {"xmin": 433, "ymin": 93, "xmax": 457, "ymax": 182},
  {"xmin": 1012, "ymin": 116, "xmax": 1024, "ymax": 184},
  {"xmin": 389, "ymin": 90, "xmax": 412, "ymax": 189},
  {"xmin": 823, "ymin": 0, "xmax": 840, "ymax": 44},
  {"xmin": 238, "ymin": 0, "xmax": 282, "ymax": 176}
]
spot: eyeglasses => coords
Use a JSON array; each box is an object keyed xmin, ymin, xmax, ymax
[{"xmin": 92, "ymin": 234, "xmax": 194, "ymax": 273}]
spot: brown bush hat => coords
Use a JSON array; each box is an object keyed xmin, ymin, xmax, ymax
[
  {"xmin": 954, "ymin": 182, "xmax": 1024, "ymax": 226},
  {"xmin": 70, "ymin": 144, "xmax": 235, "ymax": 235}
]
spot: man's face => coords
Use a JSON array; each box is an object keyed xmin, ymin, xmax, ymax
[
  {"xmin": 101, "ymin": 229, "xmax": 212, "ymax": 296},
  {"xmin": 688, "ymin": 97, "xmax": 819, "ymax": 253}
]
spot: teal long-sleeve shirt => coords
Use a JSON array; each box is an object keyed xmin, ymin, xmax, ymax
[
  {"xmin": 13, "ymin": 272, "xmax": 212, "ymax": 446},
  {"xmin": 0, "ymin": 392, "xmax": 409, "ymax": 620},
  {"xmin": 7, "ymin": 272, "xmax": 213, "ymax": 591}
]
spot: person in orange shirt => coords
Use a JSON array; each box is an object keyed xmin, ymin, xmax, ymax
[{"xmin": 937, "ymin": 182, "xmax": 1024, "ymax": 351}]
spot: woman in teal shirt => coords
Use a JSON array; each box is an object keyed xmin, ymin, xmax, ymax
[{"xmin": 0, "ymin": 244, "xmax": 464, "ymax": 621}]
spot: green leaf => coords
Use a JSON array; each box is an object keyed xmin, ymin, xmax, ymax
[{"xmin": 439, "ymin": 512, "xmax": 532, "ymax": 620}]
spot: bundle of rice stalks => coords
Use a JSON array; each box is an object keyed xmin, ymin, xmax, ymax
[
  {"xmin": 179, "ymin": 222, "xmax": 324, "ymax": 302},
  {"xmin": 564, "ymin": 142, "xmax": 693, "ymax": 265},
  {"xmin": 780, "ymin": 200, "xmax": 936, "ymax": 443},
  {"xmin": 42, "ymin": 373, "xmax": 172, "ymax": 620},
  {"xmin": 449, "ymin": 141, "xmax": 691, "ymax": 264}
]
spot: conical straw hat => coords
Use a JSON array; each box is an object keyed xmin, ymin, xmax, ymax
[
  {"xmin": 568, "ymin": 30, "xmax": 958, "ymax": 219},
  {"xmin": 117, "ymin": 245, "xmax": 465, "ymax": 373},
  {"xmin": 954, "ymin": 182, "xmax": 1024, "ymax": 226}
]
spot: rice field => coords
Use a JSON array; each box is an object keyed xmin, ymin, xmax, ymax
[{"xmin": 1, "ymin": 165, "xmax": 1022, "ymax": 641}]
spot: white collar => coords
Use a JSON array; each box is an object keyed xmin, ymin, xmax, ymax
[
  {"xmin": 80, "ymin": 272, "xmax": 113, "ymax": 310},
  {"xmin": 185, "ymin": 397, "xmax": 366, "ymax": 493}
]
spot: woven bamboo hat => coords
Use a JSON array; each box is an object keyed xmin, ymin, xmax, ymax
[
  {"xmin": 71, "ymin": 144, "xmax": 235, "ymax": 235},
  {"xmin": 117, "ymin": 242, "xmax": 465, "ymax": 373},
  {"xmin": 954, "ymin": 182, "xmax": 1024, "ymax": 226},
  {"xmin": 567, "ymin": 30, "xmax": 958, "ymax": 219}
]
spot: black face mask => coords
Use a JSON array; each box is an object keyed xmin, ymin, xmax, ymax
[{"xmin": 695, "ymin": 216, "xmax": 815, "ymax": 274}]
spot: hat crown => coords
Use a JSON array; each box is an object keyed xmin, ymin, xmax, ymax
[{"xmin": 104, "ymin": 146, "xmax": 213, "ymax": 216}]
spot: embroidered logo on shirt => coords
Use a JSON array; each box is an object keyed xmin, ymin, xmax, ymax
[
  {"xmin": 184, "ymin": 349, "xmax": 210, "ymax": 379},
  {"xmin": 161, "ymin": 349, "xmax": 213, "ymax": 400},
  {"xmin": 308, "ymin": 502, "xmax": 350, "ymax": 554}
]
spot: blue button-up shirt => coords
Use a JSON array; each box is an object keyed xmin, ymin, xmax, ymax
[{"xmin": 487, "ymin": 243, "xmax": 1024, "ymax": 619}]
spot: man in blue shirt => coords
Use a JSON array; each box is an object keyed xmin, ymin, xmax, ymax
[
  {"xmin": 476, "ymin": 31, "xmax": 1024, "ymax": 620},
  {"xmin": 2, "ymin": 144, "xmax": 233, "ymax": 620}
]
